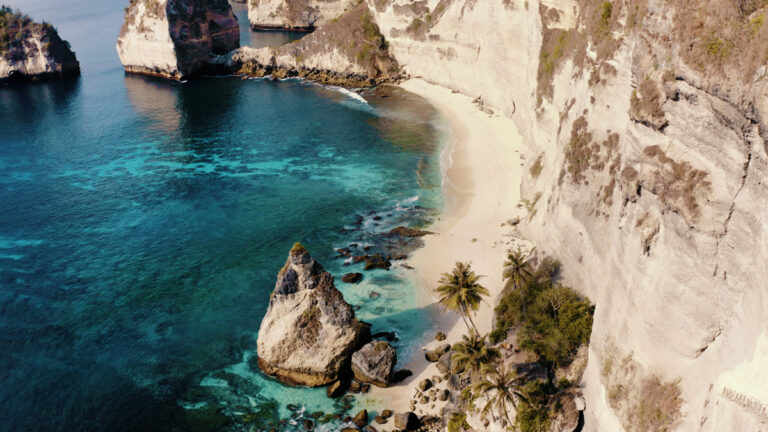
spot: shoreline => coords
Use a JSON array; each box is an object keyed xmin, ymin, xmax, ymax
[{"xmin": 367, "ymin": 78, "xmax": 529, "ymax": 420}]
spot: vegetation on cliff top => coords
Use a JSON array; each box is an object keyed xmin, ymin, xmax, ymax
[{"xmin": 0, "ymin": 6, "xmax": 62, "ymax": 56}]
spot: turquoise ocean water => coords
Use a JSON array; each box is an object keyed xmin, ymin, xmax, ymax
[{"xmin": 0, "ymin": 1, "xmax": 446, "ymax": 431}]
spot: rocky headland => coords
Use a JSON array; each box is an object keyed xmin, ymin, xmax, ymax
[
  {"xmin": 247, "ymin": 0, "xmax": 357, "ymax": 31},
  {"xmin": 234, "ymin": 2, "xmax": 400, "ymax": 87},
  {"xmin": 116, "ymin": 0, "xmax": 239, "ymax": 80},
  {"xmin": 256, "ymin": 243, "xmax": 371, "ymax": 387},
  {"xmin": 0, "ymin": 7, "xmax": 80, "ymax": 83}
]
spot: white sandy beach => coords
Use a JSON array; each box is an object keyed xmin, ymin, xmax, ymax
[{"xmin": 366, "ymin": 78, "xmax": 529, "ymax": 421}]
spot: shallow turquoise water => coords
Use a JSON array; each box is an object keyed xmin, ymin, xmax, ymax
[{"xmin": 0, "ymin": 1, "xmax": 446, "ymax": 431}]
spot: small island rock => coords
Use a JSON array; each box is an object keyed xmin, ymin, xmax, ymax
[
  {"xmin": 256, "ymin": 243, "xmax": 370, "ymax": 386},
  {"xmin": 0, "ymin": 7, "xmax": 80, "ymax": 83}
]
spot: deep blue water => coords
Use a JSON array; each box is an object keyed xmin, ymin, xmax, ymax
[{"xmin": 0, "ymin": 1, "xmax": 445, "ymax": 431}]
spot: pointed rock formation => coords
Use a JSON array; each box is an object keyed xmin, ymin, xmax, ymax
[
  {"xmin": 0, "ymin": 7, "xmax": 80, "ymax": 83},
  {"xmin": 116, "ymin": 0, "xmax": 239, "ymax": 80},
  {"xmin": 257, "ymin": 243, "xmax": 370, "ymax": 386}
]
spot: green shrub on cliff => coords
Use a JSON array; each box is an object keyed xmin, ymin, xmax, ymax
[{"xmin": 493, "ymin": 255, "xmax": 593, "ymax": 370}]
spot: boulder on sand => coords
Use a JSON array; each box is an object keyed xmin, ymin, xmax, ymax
[
  {"xmin": 256, "ymin": 243, "xmax": 370, "ymax": 386},
  {"xmin": 351, "ymin": 340, "xmax": 397, "ymax": 387}
]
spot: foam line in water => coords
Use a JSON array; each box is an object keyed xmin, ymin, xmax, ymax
[{"xmin": 333, "ymin": 86, "xmax": 368, "ymax": 104}]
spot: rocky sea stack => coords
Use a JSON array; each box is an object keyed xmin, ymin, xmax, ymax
[
  {"xmin": 0, "ymin": 7, "xmax": 80, "ymax": 83},
  {"xmin": 256, "ymin": 243, "xmax": 370, "ymax": 387},
  {"xmin": 116, "ymin": 0, "xmax": 239, "ymax": 80}
]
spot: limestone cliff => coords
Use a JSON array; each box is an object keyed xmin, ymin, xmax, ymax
[
  {"xmin": 369, "ymin": 0, "xmax": 768, "ymax": 431},
  {"xmin": 247, "ymin": 0, "xmax": 357, "ymax": 31},
  {"xmin": 116, "ymin": 0, "xmax": 239, "ymax": 80},
  {"xmin": 235, "ymin": 2, "xmax": 399, "ymax": 86},
  {"xmin": 248, "ymin": 0, "xmax": 768, "ymax": 430},
  {"xmin": 0, "ymin": 7, "xmax": 80, "ymax": 83},
  {"xmin": 256, "ymin": 243, "xmax": 370, "ymax": 387}
]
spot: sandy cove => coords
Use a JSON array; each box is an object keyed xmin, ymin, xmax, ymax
[{"xmin": 366, "ymin": 78, "xmax": 529, "ymax": 422}]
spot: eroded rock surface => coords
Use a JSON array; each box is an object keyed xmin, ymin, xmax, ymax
[
  {"xmin": 247, "ymin": 0, "xmax": 356, "ymax": 31},
  {"xmin": 351, "ymin": 340, "xmax": 396, "ymax": 387},
  {"xmin": 257, "ymin": 243, "xmax": 370, "ymax": 386},
  {"xmin": 235, "ymin": 2, "xmax": 399, "ymax": 87},
  {"xmin": 0, "ymin": 7, "xmax": 79, "ymax": 83},
  {"xmin": 117, "ymin": 0, "xmax": 239, "ymax": 80}
]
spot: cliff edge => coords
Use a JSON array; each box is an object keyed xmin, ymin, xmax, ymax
[{"xmin": 247, "ymin": 0, "xmax": 357, "ymax": 31}]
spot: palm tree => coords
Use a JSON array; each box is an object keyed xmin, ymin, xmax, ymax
[
  {"xmin": 502, "ymin": 248, "xmax": 532, "ymax": 316},
  {"xmin": 502, "ymin": 248, "xmax": 532, "ymax": 292},
  {"xmin": 451, "ymin": 331, "xmax": 500, "ymax": 380},
  {"xmin": 437, "ymin": 262, "xmax": 489, "ymax": 332},
  {"xmin": 473, "ymin": 365, "xmax": 527, "ymax": 427}
]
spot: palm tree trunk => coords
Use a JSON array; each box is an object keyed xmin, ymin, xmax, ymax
[{"xmin": 466, "ymin": 308, "xmax": 479, "ymax": 333}]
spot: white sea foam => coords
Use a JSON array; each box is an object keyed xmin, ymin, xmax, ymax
[{"xmin": 333, "ymin": 86, "xmax": 368, "ymax": 104}]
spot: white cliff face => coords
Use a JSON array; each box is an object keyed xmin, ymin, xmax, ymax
[
  {"xmin": 247, "ymin": 0, "xmax": 356, "ymax": 31},
  {"xmin": 116, "ymin": 0, "xmax": 239, "ymax": 80},
  {"xmin": 0, "ymin": 12, "xmax": 79, "ymax": 82},
  {"xmin": 370, "ymin": 1, "xmax": 768, "ymax": 430}
]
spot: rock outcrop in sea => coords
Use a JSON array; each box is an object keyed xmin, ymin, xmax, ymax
[
  {"xmin": 235, "ymin": 2, "xmax": 399, "ymax": 87},
  {"xmin": 0, "ymin": 7, "xmax": 80, "ymax": 83},
  {"xmin": 116, "ymin": 0, "xmax": 239, "ymax": 80},
  {"xmin": 256, "ymin": 243, "xmax": 370, "ymax": 386},
  {"xmin": 247, "ymin": 0, "xmax": 356, "ymax": 31}
]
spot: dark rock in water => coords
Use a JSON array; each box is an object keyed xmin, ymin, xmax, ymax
[
  {"xmin": 369, "ymin": 291, "xmax": 381, "ymax": 300},
  {"xmin": 336, "ymin": 247, "xmax": 353, "ymax": 258},
  {"xmin": 181, "ymin": 405, "xmax": 231, "ymax": 431},
  {"xmin": 327, "ymin": 380, "xmax": 345, "ymax": 398},
  {"xmin": 302, "ymin": 419, "xmax": 314, "ymax": 430},
  {"xmin": 363, "ymin": 254, "xmax": 391, "ymax": 271},
  {"xmin": 287, "ymin": 403, "xmax": 300, "ymax": 412},
  {"xmin": 342, "ymin": 272, "xmax": 364, "ymax": 283},
  {"xmin": 394, "ymin": 412, "xmax": 420, "ymax": 431},
  {"xmin": 435, "ymin": 332, "xmax": 446, "ymax": 341},
  {"xmin": 372, "ymin": 331, "xmax": 398, "ymax": 342},
  {"xmin": 389, "ymin": 254, "xmax": 408, "ymax": 260},
  {"xmin": 310, "ymin": 411, "xmax": 324, "ymax": 419},
  {"xmin": 392, "ymin": 369, "xmax": 413, "ymax": 383},
  {"xmin": 386, "ymin": 226, "xmax": 434, "ymax": 237},
  {"xmin": 351, "ymin": 341, "xmax": 397, "ymax": 387},
  {"xmin": 349, "ymin": 381, "xmax": 362, "ymax": 393},
  {"xmin": 373, "ymin": 215, "xmax": 382, "ymax": 221},
  {"xmin": 257, "ymin": 243, "xmax": 370, "ymax": 387},
  {"xmin": 340, "ymin": 428, "xmax": 358, "ymax": 432},
  {"xmin": 352, "ymin": 409, "xmax": 368, "ymax": 428}
]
